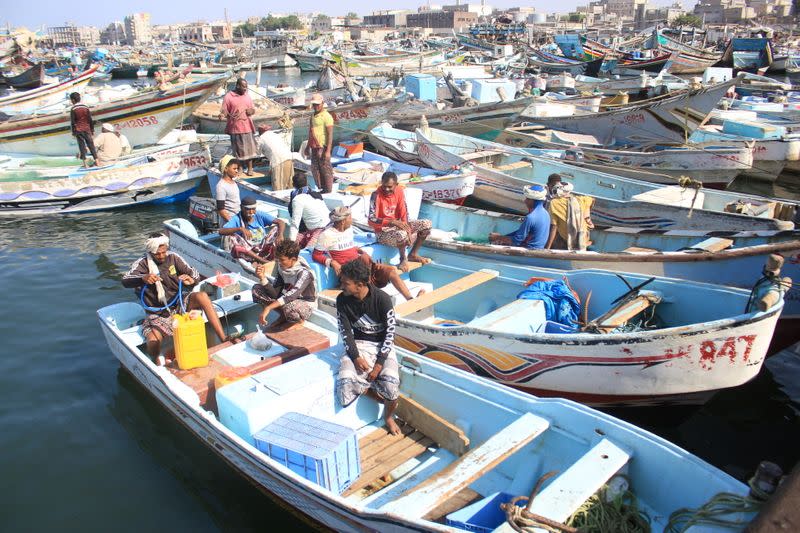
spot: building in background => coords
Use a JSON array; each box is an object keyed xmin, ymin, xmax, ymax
[
  {"xmin": 48, "ymin": 23, "xmax": 100, "ymax": 46},
  {"xmin": 100, "ymin": 22, "xmax": 126, "ymax": 46},
  {"xmin": 406, "ymin": 10, "xmax": 478, "ymax": 33},
  {"xmin": 124, "ymin": 12, "xmax": 152, "ymax": 45},
  {"xmin": 362, "ymin": 10, "xmax": 412, "ymax": 27}
]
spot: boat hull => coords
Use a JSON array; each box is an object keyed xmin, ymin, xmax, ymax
[{"xmin": 0, "ymin": 66, "xmax": 97, "ymax": 114}]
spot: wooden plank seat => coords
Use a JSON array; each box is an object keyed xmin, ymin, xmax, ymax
[
  {"xmin": 394, "ymin": 269, "xmax": 499, "ymax": 318},
  {"xmin": 381, "ymin": 412, "xmax": 550, "ymax": 518},
  {"xmin": 168, "ymin": 324, "xmax": 331, "ymax": 408},
  {"xmin": 462, "ymin": 149, "xmax": 503, "ymax": 161},
  {"xmin": 590, "ymin": 290, "xmax": 662, "ymax": 333},
  {"xmin": 621, "ymin": 246, "xmax": 658, "ymax": 254},
  {"xmin": 688, "ymin": 237, "xmax": 734, "ymax": 253},
  {"xmin": 492, "ymin": 161, "xmax": 532, "ymax": 172}
]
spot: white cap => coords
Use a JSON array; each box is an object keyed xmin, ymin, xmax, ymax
[{"xmin": 101, "ymin": 123, "xmax": 115, "ymax": 133}]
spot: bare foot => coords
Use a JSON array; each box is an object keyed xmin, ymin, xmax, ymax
[
  {"xmin": 385, "ymin": 416, "xmax": 401, "ymax": 436},
  {"xmin": 408, "ymin": 254, "xmax": 431, "ymax": 265},
  {"xmin": 415, "ymin": 288, "xmax": 426, "ymax": 297},
  {"xmin": 264, "ymin": 316, "xmax": 287, "ymax": 332},
  {"xmin": 397, "ymin": 260, "xmax": 410, "ymax": 273}
]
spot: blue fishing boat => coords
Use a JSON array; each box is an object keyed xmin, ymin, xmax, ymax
[
  {"xmin": 415, "ymin": 126, "xmax": 797, "ymax": 231},
  {"xmin": 99, "ymin": 274, "xmax": 765, "ymax": 530}
]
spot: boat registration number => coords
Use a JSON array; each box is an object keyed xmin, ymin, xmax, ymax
[
  {"xmin": 119, "ymin": 115, "xmax": 159, "ymax": 129},
  {"xmin": 332, "ymin": 109, "xmax": 368, "ymax": 120}
]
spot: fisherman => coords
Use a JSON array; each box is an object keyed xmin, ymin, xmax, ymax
[
  {"xmin": 489, "ymin": 185, "xmax": 550, "ymax": 249},
  {"xmin": 368, "ymin": 172, "xmax": 432, "ymax": 272},
  {"xmin": 215, "ymin": 155, "xmax": 241, "ymax": 224},
  {"xmin": 545, "ymin": 173, "xmax": 564, "ymax": 208},
  {"xmin": 218, "ymin": 196, "xmax": 286, "ymax": 264},
  {"xmin": 303, "ymin": 93, "xmax": 335, "ymax": 193},
  {"xmin": 313, "ymin": 206, "xmax": 416, "ymax": 301},
  {"xmin": 122, "ymin": 232, "xmax": 236, "ymax": 365},
  {"xmin": 252, "ymin": 240, "xmax": 317, "ymax": 331},
  {"xmin": 69, "ymin": 92, "xmax": 98, "ymax": 168},
  {"xmin": 546, "ymin": 181, "xmax": 595, "ymax": 251},
  {"xmin": 93, "ymin": 123, "xmax": 129, "ymax": 167},
  {"xmin": 256, "ymin": 124, "xmax": 295, "ymax": 191},
  {"xmin": 335, "ymin": 259, "xmax": 401, "ymax": 435},
  {"xmin": 288, "ymin": 173, "xmax": 330, "ymax": 248},
  {"xmin": 219, "ymin": 78, "xmax": 258, "ymax": 176}
]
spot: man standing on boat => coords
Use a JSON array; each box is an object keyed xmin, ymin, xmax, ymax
[
  {"xmin": 257, "ymin": 124, "xmax": 294, "ymax": 191},
  {"xmin": 303, "ymin": 94, "xmax": 335, "ymax": 193},
  {"xmin": 218, "ymin": 196, "xmax": 286, "ymax": 264},
  {"xmin": 368, "ymin": 172, "xmax": 432, "ymax": 272},
  {"xmin": 489, "ymin": 185, "xmax": 550, "ymax": 249},
  {"xmin": 122, "ymin": 232, "xmax": 236, "ymax": 365},
  {"xmin": 69, "ymin": 92, "xmax": 98, "ymax": 168},
  {"xmin": 546, "ymin": 182, "xmax": 594, "ymax": 251},
  {"xmin": 335, "ymin": 259, "xmax": 401, "ymax": 435},
  {"xmin": 215, "ymin": 155, "xmax": 241, "ymax": 224},
  {"xmin": 313, "ymin": 206, "xmax": 417, "ymax": 301},
  {"xmin": 219, "ymin": 78, "xmax": 258, "ymax": 176}
]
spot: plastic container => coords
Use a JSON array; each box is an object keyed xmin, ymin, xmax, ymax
[
  {"xmin": 338, "ymin": 141, "xmax": 364, "ymax": 157},
  {"xmin": 253, "ymin": 412, "xmax": 360, "ymax": 494},
  {"xmin": 173, "ymin": 313, "xmax": 209, "ymax": 370},
  {"xmin": 446, "ymin": 492, "xmax": 524, "ymax": 533},
  {"xmin": 405, "ymin": 73, "xmax": 437, "ymax": 102}
]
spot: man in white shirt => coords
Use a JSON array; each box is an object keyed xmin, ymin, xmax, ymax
[
  {"xmin": 257, "ymin": 124, "xmax": 294, "ymax": 191},
  {"xmin": 288, "ymin": 173, "xmax": 331, "ymax": 248},
  {"xmin": 94, "ymin": 123, "xmax": 127, "ymax": 166}
]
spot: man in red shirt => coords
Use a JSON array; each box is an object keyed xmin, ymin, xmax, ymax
[
  {"xmin": 219, "ymin": 78, "xmax": 258, "ymax": 175},
  {"xmin": 69, "ymin": 92, "xmax": 98, "ymax": 167},
  {"xmin": 368, "ymin": 172, "xmax": 432, "ymax": 272}
]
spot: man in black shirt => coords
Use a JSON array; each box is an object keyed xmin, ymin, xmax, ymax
[{"xmin": 335, "ymin": 260, "xmax": 401, "ymax": 435}]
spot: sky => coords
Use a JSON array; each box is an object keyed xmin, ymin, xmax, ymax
[{"xmin": 4, "ymin": 0, "xmax": 689, "ymax": 29}]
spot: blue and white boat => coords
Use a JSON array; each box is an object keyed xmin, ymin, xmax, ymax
[
  {"xmin": 415, "ymin": 126, "xmax": 797, "ymax": 231},
  {"xmin": 99, "ymin": 274, "xmax": 764, "ymax": 531}
]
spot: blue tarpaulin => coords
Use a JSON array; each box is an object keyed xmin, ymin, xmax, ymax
[{"xmin": 517, "ymin": 279, "xmax": 581, "ymax": 328}]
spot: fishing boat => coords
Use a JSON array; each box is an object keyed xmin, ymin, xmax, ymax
[
  {"xmin": 368, "ymin": 121, "xmax": 426, "ymax": 166},
  {"xmin": 99, "ymin": 275, "xmax": 761, "ymax": 531},
  {"xmin": 526, "ymin": 53, "xmax": 605, "ymax": 77},
  {"xmin": 0, "ymin": 65, "xmax": 99, "ymax": 115},
  {"xmin": 289, "ymin": 50, "xmax": 330, "ymax": 72},
  {"xmin": 0, "ymin": 146, "xmax": 210, "ymax": 215},
  {"xmin": 1, "ymin": 63, "xmax": 45, "ymax": 90},
  {"xmin": 162, "ymin": 214, "xmax": 786, "ymax": 407},
  {"xmin": 496, "ymin": 125, "xmax": 756, "ymax": 187},
  {"xmin": 415, "ymin": 126, "xmax": 796, "ymax": 231},
  {"xmin": 0, "ymin": 75, "xmax": 226, "ymax": 156},
  {"xmin": 524, "ymin": 78, "xmax": 738, "ymax": 145}
]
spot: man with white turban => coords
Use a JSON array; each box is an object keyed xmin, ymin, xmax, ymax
[
  {"xmin": 546, "ymin": 181, "xmax": 594, "ymax": 251},
  {"xmin": 122, "ymin": 232, "xmax": 237, "ymax": 365},
  {"xmin": 93, "ymin": 122, "xmax": 127, "ymax": 167},
  {"xmin": 489, "ymin": 185, "xmax": 550, "ymax": 249}
]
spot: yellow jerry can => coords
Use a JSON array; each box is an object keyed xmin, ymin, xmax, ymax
[{"xmin": 173, "ymin": 312, "xmax": 209, "ymax": 370}]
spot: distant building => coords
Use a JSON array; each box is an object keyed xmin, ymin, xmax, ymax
[
  {"xmin": 100, "ymin": 22, "xmax": 126, "ymax": 46},
  {"xmin": 179, "ymin": 23, "xmax": 214, "ymax": 42},
  {"xmin": 124, "ymin": 12, "xmax": 152, "ymax": 45},
  {"xmin": 442, "ymin": 3, "xmax": 494, "ymax": 17},
  {"xmin": 211, "ymin": 22, "xmax": 233, "ymax": 42},
  {"xmin": 362, "ymin": 10, "xmax": 412, "ymax": 27},
  {"xmin": 601, "ymin": 0, "xmax": 647, "ymax": 18},
  {"xmin": 406, "ymin": 10, "xmax": 478, "ymax": 33},
  {"xmin": 48, "ymin": 23, "xmax": 99, "ymax": 46},
  {"xmin": 693, "ymin": 0, "xmax": 755, "ymax": 23}
]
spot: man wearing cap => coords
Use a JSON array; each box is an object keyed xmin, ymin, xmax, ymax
[
  {"xmin": 219, "ymin": 78, "xmax": 258, "ymax": 176},
  {"xmin": 546, "ymin": 181, "xmax": 594, "ymax": 251},
  {"xmin": 215, "ymin": 155, "xmax": 241, "ymax": 224},
  {"xmin": 218, "ymin": 196, "xmax": 286, "ymax": 264},
  {"xmin": 313, "ymin": 206, "xmax": 416, "ymax": 301},
  {"xmin": 303, "ymin": 93, "xmax": 335, "ymax": 193},
  {"xmin": 93, "ymin": 123, "xmax": 127, "ymax": 167},
  {"xmin": 257, "ymin": 124, "xmax": 294, "ymax": 191},
  {"xmin": 489, "ymin": 185, "xmax": 550, "ymax": 250}
]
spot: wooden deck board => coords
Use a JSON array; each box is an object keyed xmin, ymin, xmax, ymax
[
  {"xmin": 423, "ymin": 488, "xmax": 481, "ymax": 522},
  {"xmin": 396, "ymin": 395, "xmax": 469, "ymax": 456},
  {"xmin": 394, "ymin": 269, "xmax": 498, "ymax": 318}
]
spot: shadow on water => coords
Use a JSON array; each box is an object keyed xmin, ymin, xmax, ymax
[{"xmin": 112, "ymin": 368, "xmax": 317, "ymax": 532}]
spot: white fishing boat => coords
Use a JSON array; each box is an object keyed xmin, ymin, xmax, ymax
[
  {"xmin": 0, "ymin": 75, "xmax": 226, "ymax": 156},
  {"xmin": 0, "ymin": 146, "xmax": 210, "ymax": 215},
  {"xmin": 0, "ymin": 65, "xmax": 99, "ymax": 115},
  {"xmin": 99, "ymin": 273, "xmax": 764, "ymax": 531}
]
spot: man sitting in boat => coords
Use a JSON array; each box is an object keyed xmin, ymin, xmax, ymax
[
  {"xmin": 218, "ymin": 196, "xmax": 286, "ymax": 264},
  {"xmin": 257, "ymin": 124, "xmax": 294, "ymax": 191},
  {"xmin": 489, "ymin": 185, "xmax": 550, "ymax": 249},
  {"xmin": 122, "ymin": 232, "xmax": 236, "ymax": 365},
  {"xmin": 546, "ymin": 182, "xmax": 594, "ymax": 251},
  {"xmin": 313, "ymin": 206, "xmax": 416, "ymax": 301},
  {"xmin": 93, "ymin": 123, "xmax": 130, "ymax": 167},
  {"xmin": 288, "ymin": 173, "xmax": 330, "ymax": 249},
  {"xmin": 252, "ymin": 240, "xmax": 317, "ymax": 331},
  {"xmin": 215, "ymin": 155, "xmax": 241, "ymax": 224},
  {"xmin": 335, "ymin": 259, "xmax": 401, "ymax": 435},
  {"xmin": 368, "ymin": 172, "xmax": 432, "ymax": 272}
]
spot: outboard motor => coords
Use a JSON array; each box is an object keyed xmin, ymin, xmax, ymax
[
  {"xmin": 188, "ymin": 196, "xmax": 220, "ymax": 234},
  {"xmin": 563, "ymin": 148, "xmax": 585, "ymax": 163}
]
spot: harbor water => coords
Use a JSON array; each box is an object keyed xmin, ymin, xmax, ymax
[{"xmin": 1, "ymin": 68, "xmax": 799, "ymax": 531}]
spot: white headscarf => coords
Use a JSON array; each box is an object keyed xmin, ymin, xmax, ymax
[
  {"xmin": 523, "ymin": 185, "xmax": 547, "ymax": 201},
  {"xmin": 553, "ymin": 182, "xmax": 574, "ymax": 198},
  {"xmin": 145, "ymin": 234, "xmax": 170, "ymax": 305}
]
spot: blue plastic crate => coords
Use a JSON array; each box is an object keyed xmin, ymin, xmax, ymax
[
  {"xmin": 447, "ymin": 492, "xmax": 524, "ymax": 533},
  {"xmin": 253, "ymin": 412, "xmax": 360, "ymax": 494},
  {"xmin": 405, "ymin": 73, "xmax": 437, "ymax": 102}
]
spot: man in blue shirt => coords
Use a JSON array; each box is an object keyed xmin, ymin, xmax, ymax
[
  {"xmin": 489, "ymin": 185, "xmax": 550, "ymax": 249},
  {"xmin": 218, "ymin": 196, "xmax": 286, "ymax": 264}
]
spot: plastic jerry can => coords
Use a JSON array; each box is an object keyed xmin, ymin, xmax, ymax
[{"xmin": 173, "ymin": 313, "xmax": 209, "ymax": 370}]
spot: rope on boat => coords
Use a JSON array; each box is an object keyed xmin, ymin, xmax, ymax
[{"xmin": 501, "ymin": 473, "xmax": 651, "ymax": 533}]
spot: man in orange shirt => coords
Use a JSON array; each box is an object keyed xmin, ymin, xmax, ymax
[{"xmin": 368, "ymin": 172, "xmax": 432, "ymax": 272}]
